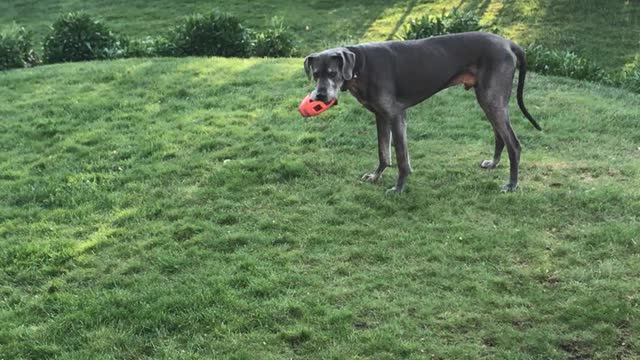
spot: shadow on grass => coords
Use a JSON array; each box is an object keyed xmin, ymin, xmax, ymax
[
  {"xmin": 463, "ymin": 0, "xmax": 640, "ymax": 69},
  {"xmin": 385, "ymin": 0, "xmax": 418, "ymax": 40}
]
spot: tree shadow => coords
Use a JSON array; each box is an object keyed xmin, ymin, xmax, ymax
[
  {"xmin": 459, "ymin": 0, "xmax": 493, "ymax": 17},
  {"xmin": 249, "ymin": 0, "xmax": 411, "ymax": 53},
  {"xmin": 462, "ymin": 0, "xmax": 640, "ymax": 70},
  {"xmin": 385, "ymin": 0, "xmax": 418, "ymax": 40}
]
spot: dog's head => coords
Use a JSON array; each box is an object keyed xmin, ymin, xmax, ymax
[{"xmin": 304, "ymin": 48, "xmax": 356, "ymax": 104}]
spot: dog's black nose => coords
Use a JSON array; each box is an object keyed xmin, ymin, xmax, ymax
[{"xmin": 315, "ymin": 92, "xmax": 328, "ymax": 102}]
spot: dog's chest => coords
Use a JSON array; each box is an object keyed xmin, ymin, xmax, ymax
[{"xmin": 345, "ymin": 80, "xmax": 370, "ymax": 107}]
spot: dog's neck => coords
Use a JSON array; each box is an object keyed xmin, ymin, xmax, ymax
[{"xmin": 341, "ymin": 47, "xmax": 368, "ymax": 105}]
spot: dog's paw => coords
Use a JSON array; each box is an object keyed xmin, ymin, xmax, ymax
[
  {"xmin": 501, "ymin": 183, "xmax": 518, "ymax": 193},
  {"xmin": 480, "ymin": 159, "xmax": 498, "ymax": 169},
  {"xmin": 385, "ymin": 186, "xmax": 404, "ymax": 195},
  {"xmin": 361, "ymin": 172, "xmax": 381, "ymax": 183}
]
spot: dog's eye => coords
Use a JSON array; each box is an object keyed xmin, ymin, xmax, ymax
[
  {"xmin": 328, "ymin": 71, "xmax": 337, "ymax": 78},
  {"xmin": 313, "ymin": 72, "xmax": 319, "ymax": 79}
]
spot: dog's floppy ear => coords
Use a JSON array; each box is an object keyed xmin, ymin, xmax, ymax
[
  {"xmin": 303, "ymin": 54, "xmax": 316, "ymax": 80},
  {"xmin": 334, "ymin": 48, "xmax": 356, "ymax": 81}
]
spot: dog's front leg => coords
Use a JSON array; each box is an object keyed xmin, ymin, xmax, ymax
[
  {"xmin": 387, "ymin": 111, "xmax": 412, "ymax": 193},
  {"xmin": 361, "ymin": 114, "xmax": 391, "ymax": 183}
]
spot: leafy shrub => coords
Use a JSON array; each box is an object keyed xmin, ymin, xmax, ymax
[
  {"xmin": 121, "ymin": 35, "xmax": 175, "ymax": 58},
  {"xmin": 401, "ymin": 9, "xmax": 485, "ymax": 40},
  {"xmin": 0, "ymin": 23, "xmax": 40, "ymax": 70},
  {"xmin": 441, "ymin": 9, "xmax": 484, "ymax": 34},
  {"xmin": 524, "ymin": 44, "xmax": 609, "ymax": 82},
  {"xmin": 43, "ymin": 12, "xmax": 123, "ymax": 63},
  {"xmin": 620, "ymin": 61, "xmax": 640, "ymax": 93},
  {"xmin": 253, "ymin": 17, "xmax": 298, "ymax": 58},
  {"xmin": 402, "ymin": 15, "xmax": 446, "ymax": 40},
  {"xmin": 168, "ymin": 11, "xmax": 252, "ymax": 57}
]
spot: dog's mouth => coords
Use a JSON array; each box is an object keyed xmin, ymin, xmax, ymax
[{"xmin": 311, "ymin": 97, "xmax": 338, "ymax": 106}]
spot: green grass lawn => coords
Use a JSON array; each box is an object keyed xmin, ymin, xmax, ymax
[
  {"xmin": 1, "ymin": 56, "xmax": 639, "ymax": 359},
  {"xmin": 1, "ymin": 0, "xmax": 639, "ymax": 70}
]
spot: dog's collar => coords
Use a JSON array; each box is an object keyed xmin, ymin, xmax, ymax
[
  {"xmin": 341, "ymin": 74, "xmax": 358, "ymax": 92},
  {"xmin": 348, "ymin": 46, "xmax": 364, "ymax": 80},
  {"xmin": 342, "ymin": 46, "xmax": 362, "ymax": 91}
]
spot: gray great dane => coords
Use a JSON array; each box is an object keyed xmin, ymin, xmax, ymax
[{"xmin": 303, "ymin": 31, "xmax": 541, "ymax": 193}]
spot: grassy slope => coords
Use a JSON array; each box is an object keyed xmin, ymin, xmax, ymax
[
  {"xmin": 1, "ymin": 57, "xmax": 639, "ymax": 359},
  {"xmin": 1, "ymin": 0, "xmax": 638, "ymax": 69}
]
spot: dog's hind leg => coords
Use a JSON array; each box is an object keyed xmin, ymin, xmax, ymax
[
  {"xmin": 480, "ymin": 126, "xmax": 505, "ymax": 169},
  {"xmin": 475, "ymin": 59, "xmax": 521, "ymax": 192},
  {"xmin": 387, "ymin": 111, "xmax": 412, "ymax": 193}
]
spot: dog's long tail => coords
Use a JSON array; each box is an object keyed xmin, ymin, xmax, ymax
[{"xmin": 511, "ymin": 44, "xmax": 542, "ymax": 131}]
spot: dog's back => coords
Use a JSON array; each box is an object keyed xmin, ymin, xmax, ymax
[{"xmin": 347, "ymin": 32, "xmax": 514, "ymax": 105}]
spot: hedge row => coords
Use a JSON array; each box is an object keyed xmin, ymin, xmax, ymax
[
  {"xmin": 2, "ymin": 10, "xmax": 638, "ymax": 94},
  {"xmin": 0, "ymin": 23, "xmax": 40, "ymax": 69},
  {"xmin": 0, "ymin": 11, "xmax": 297, "ymax": 70}
]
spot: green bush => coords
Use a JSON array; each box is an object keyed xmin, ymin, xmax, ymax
[
  {"xmin": 0, "ymin": 23, "xmax": 40, "ymax": 70},
  {"xmin": 117, "ymin": 14, "xmax": 298, "ymax": 59},
  {"xmin": 168, "ymin": 11, "xmax": 252, "ymax": 57},
  {"xmin": 441, "ymin": 9, "xmax": 484, "ymax": 34},
  {"xmin": 401, "ymin": 15, "xmax": 445, "ymax": 40},
  {"xmin": 253, "ymin": 17, "xmax": 298, "ymax": 58},
  {"xmin": 43, "ymin": 12, "xmax": 123, "ymax": 63},
  {"xmin": 121, "ymin": 35, "xmax": 175, "ymax": 58},
  {"xmin": 400, "ymin": 9, "xmax": 485, "ymax": 40},
  {"xmin": 524, "ymin": 44, "xmax": 609, "ymax": 82},
  {"xmin": 620, "ymin": 62, "xmax": 640, "ymax": 93}
]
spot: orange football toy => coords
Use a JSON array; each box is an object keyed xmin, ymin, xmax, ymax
[{"xmin": 298, "ymin": 94, "xmax": 336, "ymax": 117}]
